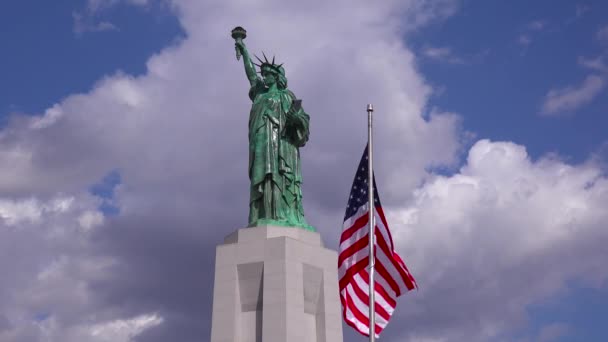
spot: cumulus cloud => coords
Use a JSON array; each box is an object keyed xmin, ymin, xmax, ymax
[
  {"xmin": 578, "ymin": 55, "xmax": 608, "ymax": 73},
  {"xmin": 86, "ymin": 0, "xmax": 150, "ymax": 12},
  {"xmin": 2, "ymin": 313, "xmax": 162, "ymax": 342},
  {"xmin": 576, "ymin": 4, "xmax": 590, "ymax": 18},
  {"xmin": 73, "ymin": 11, "xmax": 119, "ymax": 35},
  {"xmin": 518, "ymin": 34, "xmax": 532, "ymax": 46},
  {"xmin": 597, "ymin": 25, "xmax": 608, "ymax": 44},
  {"xmin": 540, "ymin": 74, "xmax": 605, "ymax": 115},
  {"xmin": 517, "ymin": 20, "xmax": 548, "ymax": 48},
  {"xmin": 527, "ymin": 20, "xmax": 547, "ymax": 31},
  {"xmin": 420, "ymin": 46, "xmax": 465, "ymax": 64},
  {"xmin": 389, "ymin": 140, "xmax": 608, "ymax": 341},
  {"xmin": 537, "ymin": 322, "xmax": 570, "ymax": 342},
  {"xmin": 1, "ymin": 1, "xmax": 607, "ymax": 342},
  {"xmin": 73, "ymin": 0, "xmax": 154, "ymax": 35}
]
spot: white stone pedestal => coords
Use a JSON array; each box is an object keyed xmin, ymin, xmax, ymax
[{"xmin": 210, "ymin": 225, "xmax": 343, "ymax": 342}]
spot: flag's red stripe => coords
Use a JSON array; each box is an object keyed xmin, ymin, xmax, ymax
[
  {"xmin": 339, "ymin": 225, "xmax": 414, "ymax": 297},
  {"xmin": 343, "ymin": 290, "xmax": 370, "ymax": 329},
  {"xmin": 340, "ymin": 223, "xmax": 409, "ymax": 289},
  {"xmin": 342, "ymin": 289, "xmax": 383, "ymax": 336},
  {"xmin": 375, "ymin": 259, "xmax": 401, "ymax": 296},
  {"xmin": 393, "ymin": 252, "xmax": 417, "ymax": 290},
  {"xmin": 340, "ymin": 295, "xmax": 364, "ymax": 336},
  {"xmin": 360, "ymin": 269, "xmax": 397, "ymax": 307},
  {"xmin": 340, "ymin": 292, "xmax": 379, "ymax": 338},
  {"xmin": 374, "ymin": 228, "xmax": 414, "ymax": 291},
  {"xmin": 340, "ymin": 213, "xmax": 368, "ymax": 243},
  {"xmin": 338, "ymin": 235, "xmax": 368, "ymax": 267},
  {"xmin": 375, "ymin": 205, "xmax": 395, "ymax": 249},
  {"xmin": 350, "ymin": 277, "xmax": 391, "ymax": 321},
  {"xmin": 339, "ymin": 256, "xmax": 368, "ymax": 290},
  {"xmin": 375, "ymin": 213, "xmax": 417, "ymax": 290}
]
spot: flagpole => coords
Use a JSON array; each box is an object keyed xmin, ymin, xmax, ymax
[{"xmin": 367, "ymin": 103, "xmax": 376, "ymax": 342}]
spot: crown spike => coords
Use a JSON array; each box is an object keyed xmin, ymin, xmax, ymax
[
  {"xmin": 262, "ymin": 52, "xmax": 269, "ymax": 63},
  {"xmin": 272, "ymin": 56, "xmax": 275, "ymax": 64},
  {"xmin": 254, "ymin": 54, "xmax": 264, "ymax": 64}
]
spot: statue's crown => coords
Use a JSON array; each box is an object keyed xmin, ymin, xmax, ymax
[{"xmin": 254, "ymin": 52, "xmax": 284, "ymax": 76}]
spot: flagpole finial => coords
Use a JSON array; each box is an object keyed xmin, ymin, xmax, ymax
[{"xmin": 367, "ymin": 104, "xmax": 374, "ymax": 112}]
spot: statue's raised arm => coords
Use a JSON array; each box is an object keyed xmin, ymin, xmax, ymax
[
  {"xmin": 232, "ymin": 27, "xmax": 258, "ymax": 86},
  {"xmin": 230, "ymin": 26, "xmax": 314, "ymax": 231}
]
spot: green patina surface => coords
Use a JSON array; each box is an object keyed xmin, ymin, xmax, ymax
[{"xmin": 232, "ymin": 27, "xmax": 314, "ymax": 231}]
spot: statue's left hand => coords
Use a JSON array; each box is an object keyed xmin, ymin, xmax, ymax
[{"xmin": 288, "ymin": 99, "xmax": 302, "ymax": 116}]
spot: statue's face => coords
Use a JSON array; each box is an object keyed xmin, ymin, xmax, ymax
[{"xmin": 262, "ymin": 68, "xmax": 277, "ymax": 86}]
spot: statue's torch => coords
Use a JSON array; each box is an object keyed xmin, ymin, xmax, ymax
[{"xmin": 231, "ymin": 26, "xmax": 247, "ymax": 61}]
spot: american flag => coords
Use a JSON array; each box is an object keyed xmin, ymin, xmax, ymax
[{"xmin": 338, "ymin": 145, "xmax": 417, "ymax": 338}]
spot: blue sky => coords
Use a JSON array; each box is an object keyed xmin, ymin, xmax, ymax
[
  {"xmin": 0, "ymin": 1, "xmax": 607, "ymax": 342},
  {"xmin": 414, "ymin": 0, "xmax": 608, "ymax": 162},
  {"xmin": 0, "ymin": 0, "xmax": 182, "ymax": 118}
]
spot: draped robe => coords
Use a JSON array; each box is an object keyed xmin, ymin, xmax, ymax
[{"xmin": 247, "ymin": 78, "xmax": 313, "ymax": 230}]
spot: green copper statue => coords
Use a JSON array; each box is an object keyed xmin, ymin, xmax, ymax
[{"xmin": 232, "ymin": 27, "xmax": 314, "ymax": 231}]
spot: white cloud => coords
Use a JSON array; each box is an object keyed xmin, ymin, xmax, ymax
[
  {"xmin": 597, "ymin": 25, "xmax": 608, "ymax": 44},
  {"xmin": 0, "ymin": 198, "xmax": 43, "ymax": 225},
  {"xmin": 537, "ymin": 322, "xmax": 570, "ymax": 342},
  {"xmin": 88, "ymin": 313, "xmax": 163, "ymax": 342},
  {"xmin": 527, "ymin": 20, "xmax": 547, "ymax": 31},
  {"xmin": 86, "ymin": 0, "xmax": 149, "ymax": 13},
  {"xmin": 391, "ymin": 139, "xmax": 608, "ymax": 341},
  {"xmin": 518, "ymin": 34, "xmax": 532, "ymax": 46},
  {"xmin": 74, "ymin": 0, "xmax": 153, "ymax": 35},
  {"xmin": 540, "ymin": 75, "xmax": 605, "ymax": 115},
  {"xmin": 578, "ymin": 55, "xmax": 608, "ymax": 73},
  {"xmin": 5, "ymin": 313, "xmax": 163, "ymax": 342},
  {"xmin": 421, "ymin": 46, "xmax": 464, "ymax": 64},
  {"xmin": 517, "ymin": 20, "xmax": 548, "ymax": 50},
  {"xmin": 576, "ymin": 4, "xmax": 590, "ymax": 18},
  {"xmin": 73, "ymin": 11, "xmax": 119, "ymax": 35},
  {"xmin": 0, "ymin": 196, "xmax": 74, "ymax": 226},
  {"xmin": 78, "ymin": 210, "xmax": 104, "ymax": 232}
]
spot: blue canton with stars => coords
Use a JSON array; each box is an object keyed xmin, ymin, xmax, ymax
[{"xmin": 344, "ymin": 145, "xmax": 382, "ymax": 221}]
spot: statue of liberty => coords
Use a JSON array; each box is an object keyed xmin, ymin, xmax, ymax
[{"xmin": 232, "ymin": 27, "xmax": 314, "ymax": 231}]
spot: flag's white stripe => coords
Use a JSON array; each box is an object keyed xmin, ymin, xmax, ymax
[
  {"xmin": 341, "ymin": 288, "xmax": 386, "ymax": 336},
  {"xmin": 340, "ymin": 210, "xmax": 392, "ymax": 252},
  {"xmin": 340, "ymin": 186, "xmax": 416, "ymax": 339},
  {"xmin": 343, "ymin": 296, "xmax": 375, "ymax": 336},
  {"xmin": 341, "ymin": 289, "xmax": 367, "ymax": 330},
  {"xmin": 339, "ymin": 251, "xmax": 400, "ymax": 299},
  {"xmin": 340, "ymin": 206, "xmax": 372, "ymax": 248},
  {"xmin": 338, "ymin": 244, "xmax": 368, "ymax": 274},
  {"xmin": 375, "ymin": 242, "xmax": 411, "ymax": 293},
  {"xmin": 343, "ymin": 205, "xmax": 393, "ymax": 251},
  {"xmin": 339, "ymin": 226, "xmax": 368, "ymax": 254},
  {"xmin": 338, "ymin": 237, "xmax": 368, "ymax": 270},
  {"xmin": 341, "ymin": 284, "xmax": 393, "ymax": 328},
  {"xmin": 374, "ymin": 210, "xmax": 395, "ymax": 253},
  {"xmin": 339, "ymin": 228, "xmax": 410, "ymax": 296},
  {"xmin": 341, "ymin": 292, "xmax": 383, "ymax": 339},
  {"xmin": 372, "ymin": 215, "xmax": 412, "ymax": 291},
  {"xmin": 343, "ymin": 204, "xmax": 369, "ymax": 229},
  {"xmin": 353, "ymin": 273, "xmax": 395, "ymax": 315},
  {"xmin": 346, "ymin": 284, "xmax": 389, "ymax": 327}
]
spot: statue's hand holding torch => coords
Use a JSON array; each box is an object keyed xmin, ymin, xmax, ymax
[{"xmin": 231, "ymin": 26, "xmax": 247, "ymax": 61}]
